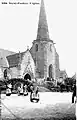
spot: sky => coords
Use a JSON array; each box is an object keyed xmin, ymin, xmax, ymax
[{"xmin": 0, "ymin": 0, "xmax": 77, "ymax": 77}]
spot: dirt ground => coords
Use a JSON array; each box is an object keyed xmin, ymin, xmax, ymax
[{"xmin": 1, "ymin": 92, "xmax": 76, "ymax": 120}]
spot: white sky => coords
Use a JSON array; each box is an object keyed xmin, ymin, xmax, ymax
[{"xmin": 0, "ymin": 0, "xmax": 77, "ymax": 77}]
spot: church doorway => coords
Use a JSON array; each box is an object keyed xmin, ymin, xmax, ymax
[
  {"xmin": 49, "ymin": 64, "xmax": 53, "ymax": 79},
  {"xmin": 24, "ymin": 73, "xmax": 31, "ymax": 80}
]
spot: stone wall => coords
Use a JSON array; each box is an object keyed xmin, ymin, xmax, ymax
[
  {"xmin": 46, "ymin": 42, "xmax": 56, "ymax": 80},
  {"xmin": 10, "ymin": 67, "xmax": 19, "ymax": 78},
  {"xmin": 30, "ymin": 40, "xmax": 58, "ymax": 80},
  {"xmin": 30, "ymin": 40, "xmax": 45, "ymax": 78},
  {"xmin": 55, "ymin": 51, "xmax": 60, "ymax": 80},
  {"xmin": 21, "ymin": 50, "xmax": 35, "ymax": 79}
]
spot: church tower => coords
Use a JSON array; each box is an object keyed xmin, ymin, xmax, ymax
[{"xmin": 30, "ymin": 0, "xmax": 57, "ymax": 80}]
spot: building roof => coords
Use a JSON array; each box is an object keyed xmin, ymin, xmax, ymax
[
  {"xmin": 0, "ymin": 48, "xmax": 15, "ymax": 57},
  {"xmin": 6, "ymin": 49, "xmax": 34, "ymax": 68},
  {"xmin": 0, "ymin": 48, "xmax": 15, "ymax": 68},
  {"xmin": 60, "ymin": 70, "xmax": 68, "ymax": 78},
  {"xmin": 6, "ymin": 51, "xmax": 26, "ymax": 67},
  {"xmin": 72, "ymin": 73, "xmax": 76, "ymax": 80},
  {"xmin": 0, "ymin": 57, "xmax": 8, "ymax": 68}
]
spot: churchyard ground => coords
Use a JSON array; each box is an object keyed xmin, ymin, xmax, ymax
[{"xmin": 1, "ymin": 92, "xmax": 76, "ymax": 120}]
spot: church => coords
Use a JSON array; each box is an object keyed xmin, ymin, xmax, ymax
[{"xmin": 0, "ymin": 0, "xmax": 60, "ymax": 82}]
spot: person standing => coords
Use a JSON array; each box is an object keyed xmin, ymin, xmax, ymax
[
  {"xmin": 72, "ymin": 85, "xmax": 76, "ymax": 103},
  {"xmin": 20, "ymin": 83, "xmax": 24, "ymax": 95},
  {"xmin": 24, "ymin": 84, "xmax": 28, "ymax": 96},
  {"xmin": 6, "ymin": 83, "xmax": 12, "ymax": 96},
  {"xmin": 17, "ymin": 86, "xmax": 21, "ymax": 96},
  {"xmin": 35, "ymin": 86, "xmax": 39, "ymax": 95}
]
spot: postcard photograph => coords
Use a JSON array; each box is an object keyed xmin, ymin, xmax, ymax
[{"xmin": 0, "ymin": 0, "xmax": 76, "ymax": 120}]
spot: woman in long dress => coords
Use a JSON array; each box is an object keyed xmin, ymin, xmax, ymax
[
  {"xmin": 24, "ymin": 84, "xmax": 28, "ymax": 96},
  {"xmin": 6, "ymin": 83, "xmax": 12, "ymax": 96},
  {"xmin": 20, "ymin": 84, "xmax": 24, "ymax": 95}
]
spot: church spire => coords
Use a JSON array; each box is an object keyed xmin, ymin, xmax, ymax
[{"xmin": 36, "ymin": 0, "xmax": 49, "ymax": 40}]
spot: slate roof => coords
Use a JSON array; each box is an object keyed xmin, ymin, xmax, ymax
[
  {"xmin": 60, "ymin": 70, "xmax": 68, "ymax": 78},
  {"xmin": 0, "ymin": 57, "xmax": 8, "ymax": 68},
  {"xmin": 0, "ymin": 48, "xmax": 15, "ymax": 68},
  {"xmin": 6, "ymin": 51, "xmax": 26, "ymax": 67},
  {"xmin": 72, "ymin": 73, "xmax": 76, "ymax": 80},
  {"xmin": 0, "ymin": 48, "xmax": 15, "ymax": 57}
]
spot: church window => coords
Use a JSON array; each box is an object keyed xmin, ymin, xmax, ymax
[
  {"xmin": 4, "ymin": 69, "xmax": 7, "ymax": 79},
  {"xmin": 35, "ymin": 44, "xmax": 38, "ymax": 52}
]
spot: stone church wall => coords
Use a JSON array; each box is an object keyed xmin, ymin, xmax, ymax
[
  {"xmin": 20, "ymin": 50, "xmax": 35, "ymax": 79},
  {"xmin": 55, "ymin": 52, "xmax": 60, "ymax": 80},
  {"xmin": 43, "ymin": 41, "xmax": 48, "ymax": 79},
  {"xmin": 10, "ymin": 67, "xmax": 19, "ymax": 78},
  {"xmin": 46, "ymin": 42, "xmax": 56, "ymax": 80},
  {"xmin": 30, "ymin": 41, "xmax": 45, "ymax": 78},
  {"xmin": 30, "ymin": 40, "xmax": 58, "ymax": 80}
]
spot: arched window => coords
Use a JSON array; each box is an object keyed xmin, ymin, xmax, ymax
[
  {"xmin": 4, "ymin": 69, "xmax": 7, "ymax": 79},
  {"xmin": 35, "ymin": 44, "xmax": 38, "ymax": 52}
]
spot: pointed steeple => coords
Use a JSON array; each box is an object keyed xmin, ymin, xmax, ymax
[{"xmin": 36, "ymin": 0, "xmax": 49, "ymax": 40}]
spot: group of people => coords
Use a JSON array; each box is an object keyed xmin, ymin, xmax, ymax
[
  {"xmin": 6, "ymin": 81, "xmax": 39, "ymax": 96},
  {"xmin": 6, "ymin": 82, "xmax": 39, "ymax": 102},
  {"xmin": 6, "ymin": 83, "xmax": 29, "ymax": 96},
  {"xmin": 17, "ymin": 83, "xmax": 28, "ymax": 96},
  {"xmin": 5, "ymin": 81, "xmax": 76, "ymax": 103}
]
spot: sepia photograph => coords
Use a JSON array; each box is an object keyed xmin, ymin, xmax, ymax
[{"xmin": 0, "ymin": 0, "xmax": 76, "ymax": 119}]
